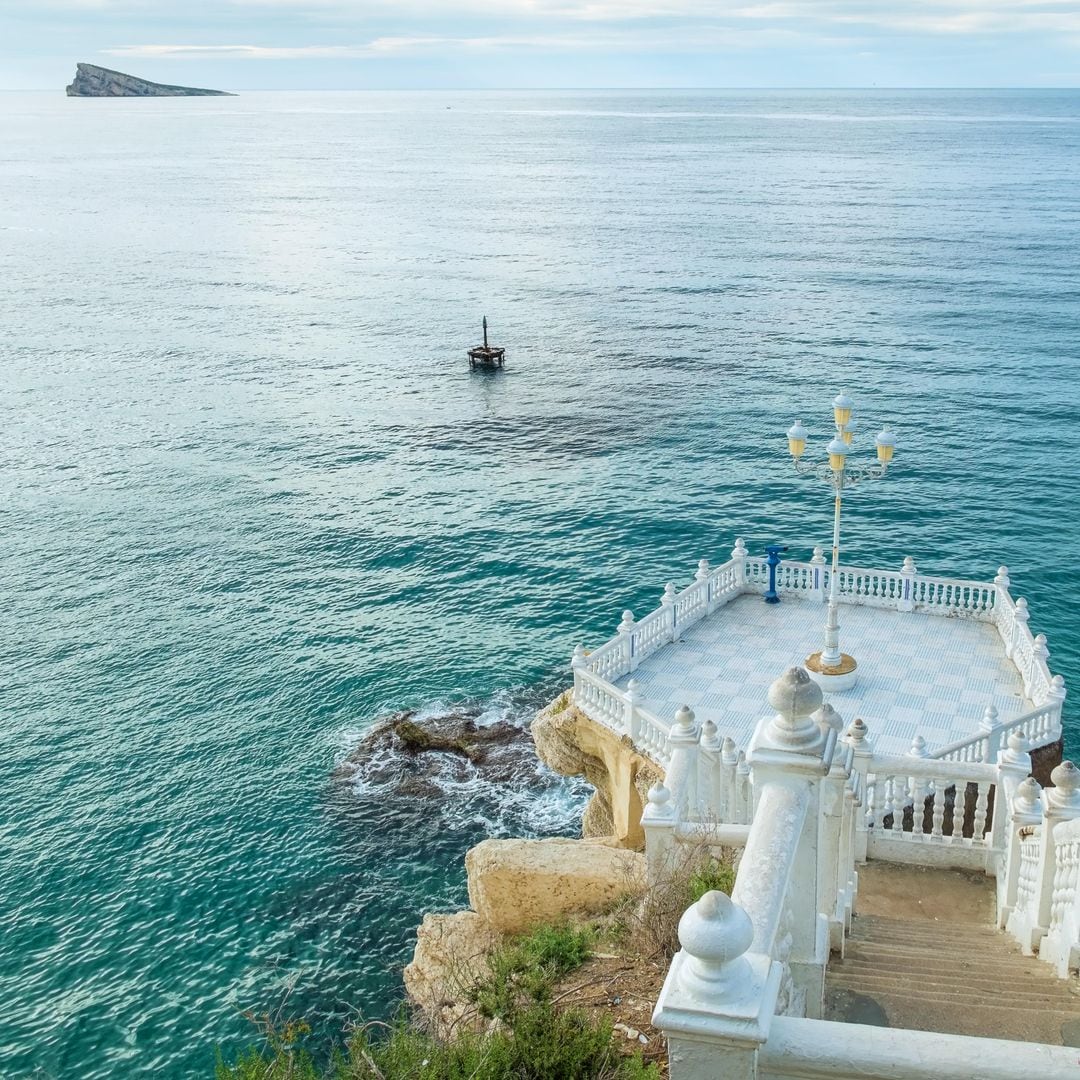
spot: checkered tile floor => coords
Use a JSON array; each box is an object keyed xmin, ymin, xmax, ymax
[{"xmin": 613, "ymin": 594, "xmax": 1033, "ymax": 758}]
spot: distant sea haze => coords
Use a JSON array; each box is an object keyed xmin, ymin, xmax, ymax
[{"xmin": 1, "ymin": 88, "xmax": 1078, "ymax": 1078}]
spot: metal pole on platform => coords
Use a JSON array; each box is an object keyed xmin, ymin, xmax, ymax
[{"xmin": 785, "ymin": 394, "xmax": 897, "ymax": 691}]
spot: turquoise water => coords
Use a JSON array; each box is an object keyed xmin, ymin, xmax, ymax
[{"xmin": 1, "ymin": 88, "xmax": 1078, "ymax": 1078}]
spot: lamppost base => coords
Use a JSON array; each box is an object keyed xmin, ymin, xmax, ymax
[{"xmin": 805, "ymin": 651, "xmax": 859, "ymax": 692}]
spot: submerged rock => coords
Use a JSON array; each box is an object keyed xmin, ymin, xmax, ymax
[
  {"xmin": 337, "ymin": 708, "xmax": 539, "ymax": 800},
  {"xmin": 66, "ymin": 63, "xmax": 234, "ymax": 97}
]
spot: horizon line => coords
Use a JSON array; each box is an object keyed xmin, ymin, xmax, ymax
[{"xmin": 4, "ymin": 84, "xmax": 1080, "ymax": 92}]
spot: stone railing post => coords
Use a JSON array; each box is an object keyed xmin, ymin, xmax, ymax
[
  {"xmin": 662, "ymin": 582, "xmax": 678, "ymax": 643},
  {"xmin": 1011, "ymin": 596, "xmax": 1030, "ymax": 666},
  {"xmin": 992, "ymin": 731, "xmax": 1033, "ymax": 858},
  {"xmin": 698, "ymin": 719, "xmax": 723, "ymax": 820},
  {"xmin": 1028, "ymin": 762, "xmax": 1080, "ymax": 952},
  {"xmin": 642, "ymin": 783, "xmax": 676, "ymax": 887},
  {"xmin": 618, "ymin": 609, "xmax": 636, "ymax": 673},
  {"xmin": 570, "ymin": 643, "xmax": 587, "ymax": 705},
  {"xmin": 625, "ymin": 678, "xmax": 641, "ymax": 744},
  {"xmin": 1001, "ymin": 776, "xmax": 1042, "ymax": 931},
  {"xmin": 717, "ymin": 737, "xmax": 739, "ymax": 822},
  {"xmin": 666, "ymin": 705, "xmax": 701, "ymax": 821},
  {"xmin": 898, "ymin": 555, "xmax": 917, "ymax": 612},
  {"xmin": 732, "ymin": 538, "xmax": 748, "ymax": 588},
  {"xmin": 994, "ymin": 565, "xmax": 1011, "ymax": 593},
  {"xmin": 815, "ymin": 702, "xmax": 848, "ymax": 951},
  {"xmin": 745, "ymin": 667, "xmax": 837, "ymax": 1019},
  {"xmin": 735, "ymin": 751, "xmax": 752, "ymax": 825},
  {"xmin": 696, "ymin": 557, "xmax": 715, "ymax": 615},
  {"xmin": 980, "ymin": 704, "xmax": 1002, "ymax": 764},
  {"xmin": 810, "ymin": 546, "xmax": 826, "ymax": 603},
  {"xmin": 844, "ymin": 718, "xmax": 873, "ymax": 864},
  {"xmin": 653, "ymin": 891, "xmax": 780, "ymax": 1080},
  {"xmin": 1048, "ymin": 673, "xmax": 1067, "ymax": 707}
]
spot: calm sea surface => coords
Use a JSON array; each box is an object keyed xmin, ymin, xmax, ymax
[{"xmin": 1, "ymin": 88, "xmax": 1078, "ymax": 1078}]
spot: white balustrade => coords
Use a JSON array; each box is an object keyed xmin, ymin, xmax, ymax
[
  {"xmin": 1043, "ymin": 817, "xmax": 1080, "ymax": 977},
  {"xmin": 861, "ymin": 754, "xmax": 998, "ymax": 869}
]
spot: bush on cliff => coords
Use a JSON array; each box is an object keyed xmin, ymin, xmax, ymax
[{"xmin": 216, "ymin": 923, "xmax": 658, "ymax": 1080}]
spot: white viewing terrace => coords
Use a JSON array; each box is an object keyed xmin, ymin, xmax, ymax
[{"xmin": 571, "ymin": 539, "xmax": 1065, "ymax": 765}]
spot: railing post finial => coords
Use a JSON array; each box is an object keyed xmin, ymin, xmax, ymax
[
  {"xmin": 1048, "ymin": 674, "xmax": 1067, "ymax": 705},
  {"xmin": 764, "ymin": 666, "xmax": 825, "ymax": 750},
  {"xmin": 1048, "ymin": 762, "xmax": 1080, "ymax": 813},
  {"xmin": 696, "ymin": 558, "xmax": 711, "ymax": 582},
  {"xmin": 732, "ymin": 538, "xmax": 747, "ymax": 587},
  {"xmin": 898, "ymin": 555, "xmax": 917, "ymax": 612},
  {"xmin": 815, "ymin": 702, "xmax": 843, "ymax": 734},
  {"xmin": 908, "ymin": 734, "xmax": 929, "ymax": 758},
  {"xmin": 844, "ymin": 717, "xmax": 870, "ymax": 749},
  {"xmin": 980, "ymin": 703, "xmax": 999, "ymax": 733},
  {"xmin": 995, "ymin": 565, "xmax": 1011, "ymax": 591},
  {"xmin": 700, "ymin": 717, "xmax": 721, "ymax": 751},
  {"xmin": 676, "ymin": 890, "xmax": 754, "ymax": 998},
  {"xmin": 1034, "ymin": 634, "xmax": 1050, "ymax": 665}
]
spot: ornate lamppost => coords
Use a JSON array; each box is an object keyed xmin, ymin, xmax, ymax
[{"xmin": 786, "ymin": 393, "xmax": 896, "ymax": 691}]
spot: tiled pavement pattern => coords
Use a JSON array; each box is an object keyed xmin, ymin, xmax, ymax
[{"xmin": 614, "ymin": 594, "xmax": 1033, "ymax": 758}]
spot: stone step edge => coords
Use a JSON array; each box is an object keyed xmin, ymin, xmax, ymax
[
  {"xmin": 827, "ymin": 963, "xmax": 1080, "ymax": 1000},
  {"xmin": 825, "ymin": 976, "xmax": 1080, "ymax": 1012}
]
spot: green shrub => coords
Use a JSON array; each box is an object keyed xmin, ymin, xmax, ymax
[
  {"xmin": 688, "ymin": 860, "xmax": 736, "ymax": 904},
  {"xmin": 469, "ymin": 921, "xmax": 593, "ymax": 1019},
  {"xmin": 213, "ymin": 922, "xmax": 662, "ymax": 1080}
]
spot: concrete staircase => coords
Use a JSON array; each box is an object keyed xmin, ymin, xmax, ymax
[{"xmin": 825, "ymin": 862, "xmax": 1080, "ymax": 1046}]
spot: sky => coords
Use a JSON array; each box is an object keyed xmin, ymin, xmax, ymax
[{"xmin": 3, "ymin": 0, "xmax": 1080, "ymax": 90}]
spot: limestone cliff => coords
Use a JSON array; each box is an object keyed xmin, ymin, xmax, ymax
[
  {"xmin": 532, "ymin": 696, "xmax": 663, "ymax": 849},
  {"xmin": 66, "ymin": 63, "xmax": 233, "ymax": 97}
]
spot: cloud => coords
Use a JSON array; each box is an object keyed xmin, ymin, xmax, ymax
[{"xmin": 103, "ymin": 23, "xmax": 839, "ymax": 60}]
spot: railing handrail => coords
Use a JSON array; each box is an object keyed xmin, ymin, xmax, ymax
[
  {"xmin": 731, "ymin": 781, "xmax": 809, "ymax": 960},
  {"xmin": 930, "ymin": 700, "xmax": 1062, "ymax": 762},
  {"xmin": 760, "ymin": 1016, "xmax": 1080, "ymax": 1080},
  {"xmin": 868, "ymin": 752, "xmax": 997, "ymax": 784}
]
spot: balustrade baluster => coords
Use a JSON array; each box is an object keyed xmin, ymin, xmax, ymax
[
  {"xmin": 884, "ymin": 776, "xmax": 896, "ymax": 832},
  {"xmin": 931, "ymin": 781, "xmax": 945, "ymax": 839},
  {"xmin": 972, "ymin": 781, "xmax": 990, "ymax": 844}
]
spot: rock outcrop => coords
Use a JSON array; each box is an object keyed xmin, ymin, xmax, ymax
[
  {"xmin": 335, "ymin": 709, "xmax": 537, "ymax": 800},
  {"xmin": 466, "ymin": 836, "xmax": 646, "ymax": 935},
  {"xmin": 66, "ymin": 63, "xmax": 233, "ymax": 97},
  {"xmin": 532, "ymin": 697, "xmax": 663, "ymax": 849},
  {"xmin": 403, "ymin": 910, "xmax": 498, "ymax": 1037}
]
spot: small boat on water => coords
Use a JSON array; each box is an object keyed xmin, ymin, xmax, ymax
[{"xmin": 468, "ymin": 317, "xmax": 505, "ymax": 370}]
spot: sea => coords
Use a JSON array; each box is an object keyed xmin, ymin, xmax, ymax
[{"xmin": 1, "ymin": 88, "xmax": 1078, "ymax": 1079}]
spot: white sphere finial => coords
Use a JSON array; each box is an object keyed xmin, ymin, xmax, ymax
[
  {"xmin": 676, "ymin": 891, "xmax": 754, "ymax": 998},
  {"xmin": 1050, "ymin": 762, "xmax": 1080, "ymax": 810},
  {"xmin": 1014, "ymin": 776, "xmax": 1042, "ymax": 815},
  {"xmin": 816, "ymin": 702, "xmax": 843, "ymax": 734},
  {"xmin": 766, "ymin": 667, "xmax": 825, "ymax": 750}
]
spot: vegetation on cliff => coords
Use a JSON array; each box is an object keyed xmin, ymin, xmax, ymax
[{"xmin": 216, "ymin": 923, "xmax": 658, "ymax": 1080}]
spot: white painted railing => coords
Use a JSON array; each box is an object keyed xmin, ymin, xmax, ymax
[
  {"xmin": 1043, "ymin": 817, "xmax": 1080, "ymax": 977},
  {"xmin": 573, "ymin": 541, "xmax": 1065, "ymax": 767},
  {"xmin": 649, "ymin": 664, "xmax": 1080, "ymax": 1080},
  {"xmin": 932, "ymin": 700, "xmax": 1063, "ymax": 764},
  {"xmin": 859, "ymin": 754, "xmax": 997, "ymax": 870}
]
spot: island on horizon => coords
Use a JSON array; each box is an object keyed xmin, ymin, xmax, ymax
[{"xmin": 66, "ymin": 62, "xmax": 234, "ymax": 97}]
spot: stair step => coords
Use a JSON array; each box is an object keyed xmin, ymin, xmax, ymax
[
  {"xmin": 824, "ymin": 988, "xmax": 1080, "ymax": 1046},
  {"xmin": 826, "ymin": 972, "xmax": 1080, "ymax": 1010},
  {"xmin": 851, "ymin": 916, "xmax": 1004, "ymax": 941},
  {"xmin": 828, "ymin": 961, "xmax": 1080, "ymax": 1001},
  {"xmin": 841, "ymin": 939, "xmax": 1033, "ymax": 970},
  {"xmin": 833, "ymin": 954, "xmax": 1062, "ymax": 989}
]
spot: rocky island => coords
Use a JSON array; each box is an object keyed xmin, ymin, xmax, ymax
[{"xmin": 65, "ymin": 63, "xmax": 233, "ymax": 97}]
